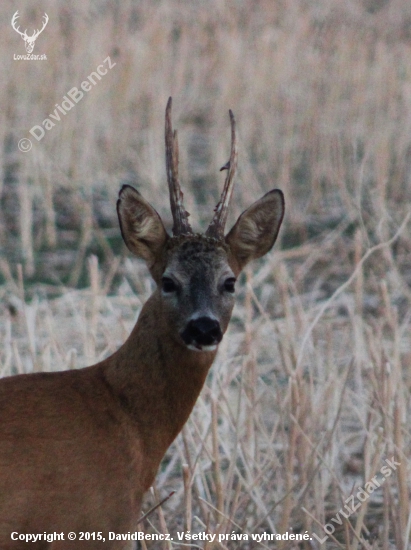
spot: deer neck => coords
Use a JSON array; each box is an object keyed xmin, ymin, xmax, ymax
[{"xmin": 101, "ymin": 292, "xmax": 216, "ymax": 465}]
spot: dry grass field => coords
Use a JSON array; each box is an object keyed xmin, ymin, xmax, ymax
[{"xmin": 1, "ymin": 0, "xmax": 411, "ymax": 548}]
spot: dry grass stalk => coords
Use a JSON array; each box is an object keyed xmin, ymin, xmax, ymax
[{"xmin": 1, "ymin": 1, "xmax": 411, "ymax": 547}]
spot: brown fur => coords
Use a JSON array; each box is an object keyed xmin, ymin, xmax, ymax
[
  {"xmin": 0, "ymin": 180, "xmax": 284, "ymax": 549},
  {"xmin": 0, "ymin": 291, "xmax": 217, "ymax": 549}
]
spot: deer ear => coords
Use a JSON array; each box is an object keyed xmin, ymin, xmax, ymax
[
  {"xmin": 117, "ymin": 185, "xmax": 168, "ymax": 267},
  {"xmin": 225, "ymin": 189, "xmax": 284, "ymax": 271}
]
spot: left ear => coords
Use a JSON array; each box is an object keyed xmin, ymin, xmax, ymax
[
  {"xmin": 116, "ymin": 185, "xmax": 169, "ymax": 269},
  {"xmin": 225, "ymin": 189, "xmax": 284, "ymax": 271}
]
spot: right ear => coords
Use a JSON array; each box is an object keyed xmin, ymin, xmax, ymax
[
  {"xmin": 225, "ymin": 189, "xmax": 284, "ymax": 272},
  {"xmin": 117, "ymin": 185, "xmax": 168, "ymax": 268}
]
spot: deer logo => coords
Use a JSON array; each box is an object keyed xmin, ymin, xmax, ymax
[{"xmin": 11, "ymin": 11, "xmax": 49, "ymax": 53}]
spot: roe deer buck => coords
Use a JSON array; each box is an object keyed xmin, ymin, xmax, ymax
[{"xmin": 0, "ymin": 98, "xmax": 284, "ymax": 549}]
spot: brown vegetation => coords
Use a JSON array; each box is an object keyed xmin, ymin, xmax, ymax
[{"xmin": 1, "ymin": 0, "xmax": 410, "ymax": 548}]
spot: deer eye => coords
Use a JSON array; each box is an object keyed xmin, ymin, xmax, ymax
[
  {"xmin": 223, "ymin": 277, "xmax": 236, "ymax": 293},
  {"xmin": 162, "ymin": 277, "xmax": 178, "ymax": 293}
]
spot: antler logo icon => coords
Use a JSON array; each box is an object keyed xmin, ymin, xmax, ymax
[{"xmin": 11, "ymin": 11, "xmax": 49, "ymax": 53}]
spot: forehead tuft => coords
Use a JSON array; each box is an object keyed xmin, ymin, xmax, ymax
[{"xmin": 166, "ymin": 235, "xmax": 229, "ymax": 264}]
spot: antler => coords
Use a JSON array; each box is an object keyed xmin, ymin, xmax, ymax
[
  {"xmin": 205, "ymin": 110, "xmax": 238, "ymax": 239},
  {"xmin": 165, "ymin": 97, "xmax": 192, "ymax": 236},
  {"xmin": 31, "ymin": 13, "xmax": 49, "ymax": 40},
  {"xmin": 11, "ymin": 12, "xmax": 26, "ymax": 38}
]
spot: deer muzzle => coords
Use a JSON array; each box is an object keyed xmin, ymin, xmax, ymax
[{"xmin": 181, "ymin": 317, "xmax": 223, "ymax": 352}]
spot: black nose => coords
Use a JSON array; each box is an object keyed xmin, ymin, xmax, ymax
[{"xmin": 181, "ymin": 317, "xmax": 223, "ymax": 348}]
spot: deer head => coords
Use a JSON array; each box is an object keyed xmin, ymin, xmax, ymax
[
  {"xmin": 117, "ymin": 98, "xmax": 284, "ymax": 352},
  {"xmin": 11, "ymin": 11, "xmax": 49, "ymax": 53}
]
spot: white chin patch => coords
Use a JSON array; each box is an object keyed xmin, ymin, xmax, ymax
[{"xmin": 187, "ymin": 343, "xmax": 218, "ymax": 353}]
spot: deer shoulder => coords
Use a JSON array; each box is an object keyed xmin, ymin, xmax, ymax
[{"xmin": 0, "ymin": 98, "xmax": 284, "ymax": 549}]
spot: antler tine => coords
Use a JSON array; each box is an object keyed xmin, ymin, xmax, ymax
[
  {"xmin": 165, "ymin": 97, "xmax": 192, "ymax": 236},
  {"xmin": 30, "ymin": 13, "xmax": 49, "ymax": 39},
  {"xmin": 11, "ymin": 11, "xmax": 25, "ymax": 37},
  {"xmin": 205, "ymin": 110, "xmax": 238, "ymax": 239}
]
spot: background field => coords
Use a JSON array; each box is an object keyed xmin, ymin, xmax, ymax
[{"xmin": 1, "ymin": 0, "xmax": 411, "ymax": 548}]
